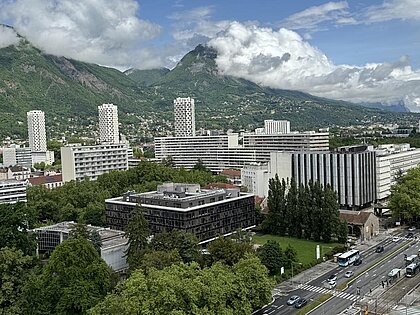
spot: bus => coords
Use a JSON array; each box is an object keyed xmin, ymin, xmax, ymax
[
  {"xmin": 337, "ymin": 249, "xmax": 360, "ymax": 267},
  {"xmin": 405, "ymin": 254, "xmax": 418, "ymax": 266},
  {"xmin": 406, "ymin": 263, "xmax": 420, "ymax": 278}
]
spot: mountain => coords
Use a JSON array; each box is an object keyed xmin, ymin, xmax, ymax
[
  {"xmin": 359, "ymin": 101, "xmax": 409, "ymax": 113},
  {"xmin": 0, "ymin": 39, "xmax": 418, "ymax": 139},
  {"xmin": 125, "ymin": 68, "xmax": 170, "ymax": 86}
]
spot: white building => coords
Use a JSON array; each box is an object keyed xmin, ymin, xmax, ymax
[
  {"xmin": 241, "ymin": 163, "xmax": 270, "ymax": 198},
  {"xmin": 0, "ymin": 180, "xmax": 27, "ymax": 204},
  {"xmin": 32, "ymin": 222, "xmax": 128, "ymax": 272},
  {"xmin": 174, "ymin": 97, "xmax": 195, "ymax": 137},
  {"xmin": 375, "ymin": 144, "xmax": 420, "ymax": 200},
  {"xmin": 32, "ymin": 151, "xmax": 55, "ymax": 166},
  {"xmin": 27, "ymin": 110, "xmax": 47, "ymax": 152},
  {"xmin": 264, "ymin": 119, "xmax": 290, "ymax": 134},
  {"xmin": 61, "ymin": 143, "xmax": 129, "ymax": 182},
  {"xmin": 98, "ymin": 103, "xmax": 119, "ymax": 144},
  {"xmin": 0, "ymin": 166, "xmax": 31, "ymax": 181},
  {"xmin": 155, "ymin": 132, "xmax": 329, "ymax": 173},
  {"xmin": 2, "ymin": 146, "xmax": 32, "ymax": 168}
]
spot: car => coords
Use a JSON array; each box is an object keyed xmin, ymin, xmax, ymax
[
  {"xmin": 406, "ymin": 232, "xmax": 414, "ymax": 238},
  {"xmin": 375, "ymin": 245, "xmax": 384, "ymax": 253},
  {"xmin": 344, "ymin": 270, "xmax": 354, "ymax": 278},
  {"xmin": 408, "ymin": 226, "xmax": 416, "ymax": 231},
  {"xmin": 353, "ymin": 257, "xmax": 362, "ymax": 266},
  {"xmin": 287, "ymin": 295, "xmax": 300, "ymax": 306},
  {"xmin": 325, "ymin": 280, "xmax": 336, "ymax": 289},
  {"xmin": 393, "ymin": 236, "xmax": 399, "ymax": 242},
  {"xmin": 294, "ymin": 298, "xmax": 308, "ymax": 309},
  {"xmin": 327, "ymin": 274, "xmax": 337, "ymax": 282}
]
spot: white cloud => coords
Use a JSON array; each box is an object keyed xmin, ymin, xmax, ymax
[
  {"xmin": 363, "ymin": 0, "xmax": 420, "ymax": 23},
  {"xmin": 0, "ymin": 25, "xmax": 20, "ymax": 48},
  {"xmin": 209, "ymin": 22, "xmax": 420, "ymax": 112},
  {"xmin": 0, "ymin": 0, "xmax": 162, "ymax": 68},
  {"xmin": 281, "ymin": 1, "xmax": 354, "ymax": 35}
]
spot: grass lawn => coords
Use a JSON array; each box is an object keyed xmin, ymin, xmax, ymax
[{"xmin": 253, "ymin": 234, "xmax": 342, "ymax": 265}]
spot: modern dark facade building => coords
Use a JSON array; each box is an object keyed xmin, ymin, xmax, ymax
[{"xmin": 105, "ymin": 182, "xmax": 255, "ymax": 243}]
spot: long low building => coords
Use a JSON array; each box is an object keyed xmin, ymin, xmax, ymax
[
  {"xmin": 0, "ymin": 180, "xmax": 27, "ymax": 204},
  {"xmin": 61, "ymin": 143, "xmax": 129, "ymax": 182},
  {"xmin": 105, "ymin": 182, "xmax": 255, "ymax": 243},
  {"xmin": 155, "ymin": 132, "xmax": 329, "ymax": 172}
]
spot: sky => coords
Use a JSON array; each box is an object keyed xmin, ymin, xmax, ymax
[{"xmin": 1, "ymin": 0, "xmax": 420, "ymax": 111}]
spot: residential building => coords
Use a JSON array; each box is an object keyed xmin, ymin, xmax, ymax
[
  {"xmin": 98, "ymin": 103, "xmax": 119, "ymax": 144},
  {"xmin": 0, "ymin": 166, "xmax": 31, "ymax": 181},
  {"xmin": 2, "ymin": 146, "xmax": 32, "ymax": 169},
  {"xmin": 105, "ymin": 182, "xmax": 255, "ymax": 243},
  {"xmin": 61, "ymin": 143, "xmax": 128, "ymax": 182},
  {"xmin": 374, "ymin": 144, "xmax": 420, "ymax": 200},
  {"xmin": 220, "ymin": 169, "xmax": 241, "ymax": 185},
  {"xmin": 32, "ymin": 222, "xmax": 128, "ymax": 271},
  {"xmin": 241, "ymin": 163, "xmax": 270, "ymax": 198},
  {"xmin": 154, "ymin": 132, "xmax": 329, "ymax": 172},
  {"xmin": 0, "ymin": 180, "xmax": 27, "ymax": 204},
  {"xmin": 270, "ymin": 146, "xmax": 377, "ymax": 210},
  {"xmin": 174, "ymin": 97, "xmax": 195, "ymax": 137},
  {"xmin": 27, "ymin": 110, "xmax": 47, "ymax": 152},
  {"xmin": 32, "ymin": 151, "xmax": 55, "ymax": 166},
  {"xmin": 28, "ymin": 174, "xmax": 63, "ymax": 189},
  {"xmin": 339, "ymin": 210, "xmax": 379, "ymax": 241},
  {"xmin": 263, "ymin": 119, "xmax": 290, "ymax": 134}
]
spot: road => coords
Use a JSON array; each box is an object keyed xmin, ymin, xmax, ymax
[{"xmin": 255, "ymin": 230, "xmax": 420, "ymax": 315}]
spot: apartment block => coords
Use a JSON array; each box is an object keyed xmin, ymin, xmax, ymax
[
  {"xmin": 27, "ymin": 110, "xmax": 47, "ymax": 152},
  {"xmin": 98, "ymin": 103, "xmax": 119, "ymax": 144},
  {"xmin": 0, "ymin": 180, "xmax": 27, "ymax": 204},
  {"xmin": 174, "ymin": 97, "xmax": 195, "ymax": 137},
  {"xmin": 61, "ymin": 143, "xmax": 128, "ymax": 182}
]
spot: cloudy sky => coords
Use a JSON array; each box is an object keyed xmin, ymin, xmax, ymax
[{"xmin": 1, "ymin": 0, "xmax": 420, "ymax": 111}]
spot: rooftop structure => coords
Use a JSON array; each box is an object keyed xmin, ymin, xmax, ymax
[
  {"xmin": 106, "ymin": 182, "xmax": 255, "ymax": 243},
  {"xmin": 32, "ymin": 221, "xmax": 128, "ymax": 271}
]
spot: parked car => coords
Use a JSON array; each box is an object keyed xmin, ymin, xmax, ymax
[
  {"xmin": 353, "ymin": 257, "xmax": 362, "ymax": 266},
  {"xmin": 392, "ymin": 236, "xmax": 399, "ymax": 242},
  {"xmin": 408, "ymin": 226, "xmax": 416, "ymax": 231},
  {"xmin": 406, "ymin": 232, "xmax": 414, "ymax": 238},
  {"xmin": 287, "ymin": 295, "xmax": 300, "ymax": 306},
  {"xmin": 375, "ymin": 245, "xmax": 384, "ymax": 253},
  {"xmin": 295, "ymin": 298, "xmax": 308, "ymax": 309},
  {"xmin": 344, "ymin": 270, "xmax": 354, "ymax": 278},
  {"xmin": 327, "ymin": 274, "xmax": 337, "ymax": 282}
]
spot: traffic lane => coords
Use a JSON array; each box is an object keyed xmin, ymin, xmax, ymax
[{"xmin": 255, "ymin": 289, "xmax": 317, "ymax": 315}]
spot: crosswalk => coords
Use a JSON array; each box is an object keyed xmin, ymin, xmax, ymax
[{"xmin": 298, "ymin": 284, "xmax": 359, "ymax": 302}]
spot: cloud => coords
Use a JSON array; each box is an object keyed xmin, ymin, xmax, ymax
[
  {"xmin": 363, "ymin": 0, "xmax": 420, "ymax": 23},
  {"xmin": 0, "ymin": 25, "xmax": 20, "ymax": 48},
  {"xmin": 209, "ymin": 22, "xmax": 420, "ymax": 112},
  {"xmin": 281, "ymin": 1, "xmax": 355, "ymax": 35},
  {"xmin": 0, "ymin": 0, "xmax": 162, "ymax": 69}
]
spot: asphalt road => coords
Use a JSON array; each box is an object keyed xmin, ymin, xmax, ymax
[{"xmin": 255, "ymin": 230, "xmax": 420, "ymax": 315}]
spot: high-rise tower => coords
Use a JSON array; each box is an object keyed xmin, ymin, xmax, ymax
[
  {"xmin": 27, "ymin": 110, "xmax": 47, "ymax": 152},
  {"xmin": 98, "ymin": 103, "xmax": 119, "ymax": 144},
  {"xmin": 174, "ymin": 97, "xmax": 195, "ymax": 137}
]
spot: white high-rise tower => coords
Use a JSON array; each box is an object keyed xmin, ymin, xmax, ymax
[
  {"xmin": 98, "ymin": 103, "xmax": 119, "ymax": 144},
  {"xmin": 264, "ymin": 120, "xmax": 290, "ymax": 134},
  {"xmin": 174, "ymin": 97, "xmax": 195, "ymax": 137},
  {"xmin": 27, "ymin": 110, "xmax": 47, "ymax": 152}
]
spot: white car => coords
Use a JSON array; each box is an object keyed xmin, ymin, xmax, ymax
[
  {"xmin": 408, "ymin": 226, "xmax": 416, "ymax": 231},
  {"xmin": 344, "ymin": 271, "xmax": 354, "ymax": 278},
  {"xmin": 287, "ymin": 295, "xmax": 300, "ymax": 305},
  {"xmin": 325, "ymin": 280, "xmax": 337, "ymax": 289},
  {"xmin": 393, "ymin": 236, "xmax": 399, "ymax": 242}
]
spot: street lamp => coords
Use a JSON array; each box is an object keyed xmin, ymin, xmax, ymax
[{"xmin": 291, "ymin": 262, "xmax": 303, "ymax": 286}]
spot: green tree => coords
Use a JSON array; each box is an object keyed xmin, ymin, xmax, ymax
[
  {"xmin": 389, "ymin": 167, "xmax": 420, "ymax": 223},
  {"xmin": 257, "ymin": 240, "xmax": 284, "ymax": 275},
  {"xmin": 264, "ymin": 174, "xmax": 287, "ymax": 235},
  {"xmin": 283, "ymin": 244, "xmax": 298, "ymax": 269},
  {"xmin": 0, "ymin": 203, "xmax": 36, "ymax": 255},
  {"xmin": 337, "ymin": 220, "xmax": 348, "ymax": 244},
  {"xmin": 0, "ymin": 247, "xmax": 34, "ymax": 315},
  {"xmin": 286, "ymin": 178, "xmax": 300, "ymax": 238},
  {"xmin": 161, "ymin": 155, "xmax": 176, "ymax": 167},
  {"xmin": 207, "ymin": 236, "xmax": 254, "ymax": 266},
  {"xmin": 140, "ymin": 249, "xmax": 182, "ymax": 272},
  {"xmin": 192, "ymin": 158, "xmax": 209, "ymax": 172},
  {"xmin": 320, "ymin": 184, "xmax": 339, "ymax": 243},
  {"xmin": 149, "ymin": 230, "xmax": 200, "ymax": 263},
  {"xmin": 125, "ymin": 207, "xmax": 150, "ymax": 270},
  {"xmin": 20, "ymin": 237, "xmax": 111, "ymax": 315}
]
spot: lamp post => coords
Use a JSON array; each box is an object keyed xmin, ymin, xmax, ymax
[{"xmin": 291, "ymin": 262, "xmax": 303, "ymax": 286}]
